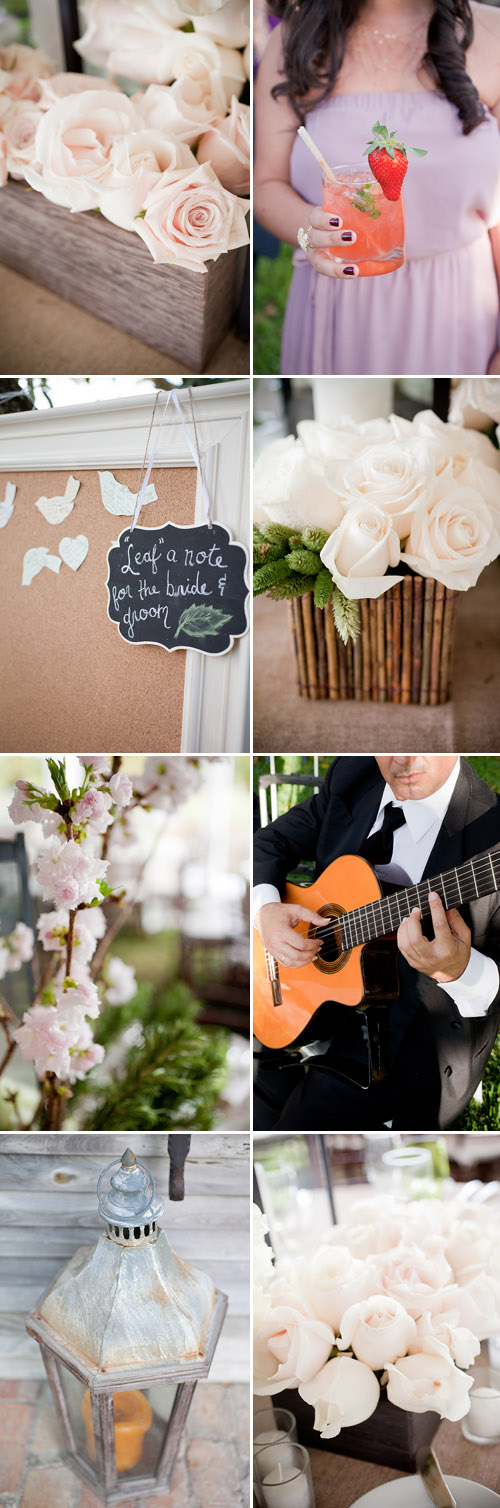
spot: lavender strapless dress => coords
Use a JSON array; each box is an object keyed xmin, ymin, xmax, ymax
[{"xmin": 281, "ymin": 90, "xmax": 500, "ymax": 375}]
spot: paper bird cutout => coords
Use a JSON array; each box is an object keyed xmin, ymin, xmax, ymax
[
  {"xmin": 0, "ymin": 481, "xmax": 16, "ymax": 529},
  {"xmin": 35, "ymin": 476, "xmax": 80, "ymax": 525},
  {"xmin": 22, "ymin": 547, "xmax": 62, "ymax": 586},
  {"xmin": 98, "ymin": 471, "xmax": 157, "ymax": 516},
  {"xmin": 59, "ymin": 534, "xmax": 88, "ymax": 572}
]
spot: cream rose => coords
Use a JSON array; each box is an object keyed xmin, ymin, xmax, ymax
[
  {"xmin": 24, "ymin": 90, "xmax": 140, "ymax": 212},
  {"xmin": 292, "ymin": 1245, "xmax": 376, "ymax": 1332},
  {"xmin": 170, "ymin": 34, "xmax": 245, "ymax": 104},
  {"xmin": 75, "ymin": 0, "xmax": 187, "ymax": 79},
  {"xmin": 1, "ymin": 100, "xmax": 43, "ymax": 178},
  {"xmin": 411, "ymin": 409, "xmax": 500, "ymax": 476},
  {"xmin": 97, "ymin": 129, "xmax": 196, "ymax": 231},
  {"xmin": 299, "ymin": 1357, "xmax": 380, "ymax": 1439},
  {"xmin": 197, "ymin": 96, "xmax": 249, "ymax": 194},
  {"xmin": 374, "ymin": 1242, "xmax": 455, "ymax": 1320},
  {"xmin": 412, "ymin": 1310, "xmax": 480, "ymax": 1371},
  {"xmin": 453, "ymin": 1273, "xmax": 500, "ymax": 1341},
  {"xmin": 337, "ymin": 438, "xmax": 435, "ymax": 539},
  {"xmin": 38, "ymin": 73, "xmax": 121, "ymax": 111},
  {"xmin": 136, "ymin": 160, "xmax": 249, "ymax": 271},
  {"xmin": 194, "ymin": 0, "xmax": 250, "ymax": 48},
  {"xmin": 338, "ymin": 1295, "xmax": 417, "ymax": 1370},
  {"xmin": 0, "ymin": 44, "xmax": 54, "ymax": 101},
  {"xmin": 404, "ymin": 477, "xmax": 500, "ymax": 590},
  {"xmin": 253, "ymin": 1303, "xmax": 334, "ymax": 1396},
  {"xmin": 325, "ymin": 1198, "xmax": 404, "ymax": 1259},
  {"xmin": 297, "ymin": 416, "xmax": 393, "ymax": 463},
  {"xmin": 320, "ymin": 502, "xmax": 402, "ymax": 600},
  {"xmin": 255, "ymin": 438, "xmax": 345, "ymax": 533},
  {"xmin": 385, "ymin": 1351, "xmax": 473, "ymax": 1421},
  {"xmin": 136, "ymin": 77, "xmax": 227, "ymax": 146},
  {"xmin": 445, "ymin": 1213, "xmax": 498, "ymax": 1285},
  {"xmin": 0, "ymin": 133, "xmax": 7, "ymax": 187},
  {"xmin": 449, "ymin": 378, "xmax": 500, "ymax": 430}
]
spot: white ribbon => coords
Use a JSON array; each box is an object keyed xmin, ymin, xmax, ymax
[{"xmin": 131, "ymin": 387, "xmax": 212, "ymax": 531}]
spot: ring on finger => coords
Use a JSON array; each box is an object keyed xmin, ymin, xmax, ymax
[{"xmin": 297, "ymin": 224, "xmax": 313, "ymax": 253}]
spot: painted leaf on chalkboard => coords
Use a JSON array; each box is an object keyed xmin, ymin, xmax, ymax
[{"xmin": 174, "ymin": 604, "xmax": 232, "ymax": 640}]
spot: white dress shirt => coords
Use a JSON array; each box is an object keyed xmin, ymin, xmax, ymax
[{"xmin": 253, "ymin": 758, "xmax": 499, "ymax": 1018}]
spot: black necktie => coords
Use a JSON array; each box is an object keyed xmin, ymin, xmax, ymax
[{"xmin": 360, "ymin": 803, "xmax": 406, "ymax": 868}]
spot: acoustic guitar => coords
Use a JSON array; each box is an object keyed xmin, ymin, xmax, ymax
[{"xmin": 253, "ymin": 847, "xmax": 500, "ymax": 1049}]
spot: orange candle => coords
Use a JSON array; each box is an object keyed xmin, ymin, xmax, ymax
[{"xmin": 82, "ymin": 1388, "xmax": 153, "ymax": 1471}]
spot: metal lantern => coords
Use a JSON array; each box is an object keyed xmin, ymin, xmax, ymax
[{"xmin": 26, "ymin": 1145, "xmax": 227, "ymax": 1504}]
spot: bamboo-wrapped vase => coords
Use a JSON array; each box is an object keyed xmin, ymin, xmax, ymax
[{"xmin": 289, "ymin": 575, "xmax": 458, "ymax": 705}]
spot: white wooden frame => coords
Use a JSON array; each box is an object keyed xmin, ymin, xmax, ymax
[{"xmin": 0, "ymin": 381, "xmax": 250, "ymax": 754}]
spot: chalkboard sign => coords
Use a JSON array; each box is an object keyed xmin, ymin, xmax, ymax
[{"xmin": 106, "ymin": 521, "xmax": 248, "ymax": 655}]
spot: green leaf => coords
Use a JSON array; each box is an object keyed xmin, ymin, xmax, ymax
[
  {"xmin": 410, "ymin": 147, "xmax": 428, "ymax": 156},
  {"xmin": 174, "ymin": 603, "xmax": 232, "ymax": 641}
]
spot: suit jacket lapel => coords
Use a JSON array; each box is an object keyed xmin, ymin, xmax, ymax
[{"xmin": 318, "ymin": 768, "xmax": 384, "ymax": 871}]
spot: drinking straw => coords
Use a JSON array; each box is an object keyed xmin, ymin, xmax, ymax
[{"xmin": 297, "ymin": 126, "xmax": 339, "ymax": 183}]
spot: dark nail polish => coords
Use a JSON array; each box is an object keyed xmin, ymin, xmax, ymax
[
  {"xmin": 341, "ymin": 230, "xmax": 354, "ymax": 242},
  {"xmin": 343, "ymin": 266, "xmax": 356, "ymax": 275},
  {"xmin": 329, "ymin": 216, "xmax": 340, "ymax": 227}
]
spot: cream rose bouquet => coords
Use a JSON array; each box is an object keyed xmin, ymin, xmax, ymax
[
  {"xmin": 253, "ymin": 411, "xmax": 500, "ymax": 644},
  {"xmin": 253, "ymin": 1192, "xmax": 500, "ymax": 1437},
  {"xmin": 0, "ymin": 0, "xmax": 250, "ymax": 273}
]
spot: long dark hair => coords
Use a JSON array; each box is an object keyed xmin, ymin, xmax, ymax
[{"xmin": 270, "ymin": 0, "xmax": 485, "ymax": 133}]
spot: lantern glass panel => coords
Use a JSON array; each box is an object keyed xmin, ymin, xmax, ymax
[
  {"xmin": 55, "ymin": 1364, "xmax": 94, "ymax": 1468},
  {"xmin": 113, "ymin": 1385, "xmax": 180, "ymax": 1478}
]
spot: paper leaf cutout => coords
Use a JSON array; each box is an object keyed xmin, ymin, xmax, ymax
[
  {"xmin": 35, "ymin": 476, "xmax": 80, "ymax": 525},
  {"xmin": 174, "ymin": 604, "xmax": 232, "ymax": 640},
  {"xmin": 98, "ymin": 471, "xmax": 157, "ymax": 516},
  {"xmin": 59, "ymin": 534, "xmax": 89, "ymax": 571},
  {"xmin": 22, "ymin": 547, "xmax": 62, "ymax": 586},
  {"xmin": 0, "ymin": 481, "xmax": 16, "ymax": 529}
]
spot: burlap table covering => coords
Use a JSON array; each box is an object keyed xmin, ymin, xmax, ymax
[{"xmin": 310, "ymin": 1419, "xmax": 500, "ymax": 1504}]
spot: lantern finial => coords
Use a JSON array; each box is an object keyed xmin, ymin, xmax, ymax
[{"xmin": 121, "ymin": 1148, "xmax": 137, "ymax": 1168}]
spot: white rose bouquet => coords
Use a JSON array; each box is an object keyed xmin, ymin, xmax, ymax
[
  {"xmin": 253, "ymin": 1192, "xmax": 500, "ymax": 1439},
  {"xmin": 253, "ymin": 410, "xmax": 500, "ymax": 645},
  {"xmin": 0, "ymin": 0, "xmax": 250, "ymax": 274}
]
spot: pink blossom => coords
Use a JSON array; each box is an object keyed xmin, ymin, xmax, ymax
[
  {"xmin": 77, "ymin": 906, "xmax": 106, "ymax": 941},
  {"xmin": 79, "ymin": 756, "xmax": 112, "ymax": 777},
  {"xmin": 68, "ymin": 1038, "xmax": 105, "ymax": 1082},
  {"xmin": 0, "ymin": 941, "xmax": 9, "ymax": 980},
  {"xmin": 36, "ymin": 838, "xmax": 108, "ymax": 907},
  {"xmin": 106, "ymin": 956, "xmax": 137, "ymax": 1005},
  {"xmin": 14, "ymin": 1004, "xmax": 72, "ymax": 1080},
  {"xmin": 8, "ymin": 780, "xmax": 32, "ymax": 824},
  {"xmin": 8, "ymin": 922, "xmax": 34, "ymax": 966},
  {"xmin": 72, "ymin": 786, "xmax": 113, "ymax": 832},
  {"xmin": 109, "ymin": 772, "xmax": 134, "ymax": 808},
  {"xmin": 136, "ymin": 755, "xmax": 203, "ymax": 809},
  {"xmin": 55, "ymin": 973, "xmax": 100, "ymax": 1020},
  {"xmin": 37, "ymin": 910, "xmax": 69, "ymax": 951}
]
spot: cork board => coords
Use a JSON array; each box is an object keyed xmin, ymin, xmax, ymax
[{"xmin": 0, "ymin": 467, "xmax": 197, "ymax": 752}]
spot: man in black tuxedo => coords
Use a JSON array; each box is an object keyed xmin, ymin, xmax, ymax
[{"xmin": 253, "ymin": 756, "xmax": 500, "ymax": 1130}]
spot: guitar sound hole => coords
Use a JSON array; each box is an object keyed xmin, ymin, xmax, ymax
[
  {"xmin": 308, "ymin": 908, "xmax": 350, "ymax": 976},
  {"xmin": 314, "ymin": 927, "xmax": 342, "ymax": 965}
]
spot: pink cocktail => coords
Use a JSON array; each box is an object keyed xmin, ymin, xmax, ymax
[{"xmin": 323, "ymin": 164, "xmax": 405, "ymax": 277}]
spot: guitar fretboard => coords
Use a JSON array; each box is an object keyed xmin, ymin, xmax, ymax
[{"xmin": 335, "ymin": 849, "xmax": 500, "ymax": 952}]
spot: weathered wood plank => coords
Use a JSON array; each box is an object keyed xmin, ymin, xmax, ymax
[
  {"xmin": 0, "ymin": 1192, "xmax": 249, "ymax": 1228},
  {"xmin": 0, "ymin": 1134, "xmax": 250, "ymax": 1160},
  {"xmin": 0, "ymin": 181, "xmax": 248, "ymax": 371},
  {"xmin": 0, "ymin": 1153, "xmax": 249, "ymax": 1198}
]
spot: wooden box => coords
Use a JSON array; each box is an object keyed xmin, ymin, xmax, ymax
[
  {"xmin": 278, "ymin": 1387, "xmax": 440, "ymax": 1473},
  {"xmin": 0, "ymin": 179, "xmax": 247, "ymax": 371},
  {"xmin": 290, "ymin": 574, "xmax": 458, "ymax": 705}
]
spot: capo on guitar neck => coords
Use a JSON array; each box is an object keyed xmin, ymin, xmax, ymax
[{"xmin": 264, "ymin": 949, "xmax": 283, "ymax": 1008}]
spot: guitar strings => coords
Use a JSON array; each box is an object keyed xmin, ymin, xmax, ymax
[{"xmin": 302, "ymin": 853, "xmax": 500, "ymax": 950}]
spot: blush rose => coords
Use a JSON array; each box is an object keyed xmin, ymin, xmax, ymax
[
  {"xmin": 24, "ymin": 89, "xmax": 140, "ymax": 212},
  {"xmin": 197, "ymin": 95, "xmax": 250, "ymax": 194},
  {"xmin": 136, "ymin": 160, "xmax": 249, "ymax": 271},
  {"xmin": 320, "ymin": 502, "xmax": 402, "ymax": 600}
]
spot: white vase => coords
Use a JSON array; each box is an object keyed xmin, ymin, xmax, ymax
[{"xmin": 312, "ymin": 378, "xmax": 394, "ymax": 427}]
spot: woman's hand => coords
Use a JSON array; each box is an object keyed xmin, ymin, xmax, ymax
[{"xmin": 299, "ymin": 206, "xmax": 359, "ymax": 278}]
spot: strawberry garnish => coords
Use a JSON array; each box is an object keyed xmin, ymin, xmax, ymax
[{"xmin": 364, "ymin": 121, "xmax": 427, "ymax": 202}]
